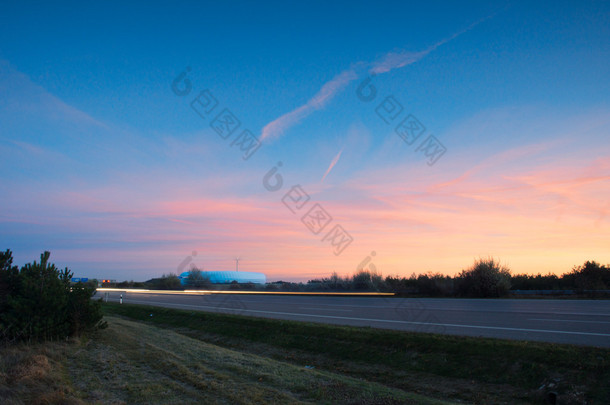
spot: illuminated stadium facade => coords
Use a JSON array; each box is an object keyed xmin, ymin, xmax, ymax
[{"xmin": 179, "ymin": 270, "xmax": 266, "ymax": 285}]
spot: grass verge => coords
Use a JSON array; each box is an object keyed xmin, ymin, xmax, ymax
[
  {"xmin": 1, "ymin": 316, "xmax": 453, "ymax": 404},
  {"xmin": 102, "ymin": 302, "xmax": 610, "ymax": 404},
  {"xmin": 70, "ymin": 316, "xmax": 456, "ymax": 404},
  {"xmin": 0, "ymin": 340, "xmax": 83, "ymax": 404}
]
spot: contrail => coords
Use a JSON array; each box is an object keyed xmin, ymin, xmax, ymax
[
  {"xmin": 260, "ymin": 11, "xmax": 501, "ymax": 142},
  {"xmin": 260, "ymin": 70, "xmax": 358, "ymax": 141},
  {"xmin": 370, "ymin": 12, "xmax": 499, "ymax": 74},
  {"xmin": 321, "ymin": 148, "xmax": 344, "ymax": 182}
]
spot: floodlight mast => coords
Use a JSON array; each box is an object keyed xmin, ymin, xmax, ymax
[{"xmin": 235, "ymin": 257, "xmax": 240, "ymax": 272}]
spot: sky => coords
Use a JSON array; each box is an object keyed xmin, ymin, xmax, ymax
[{"xmin": 1, "ymin": 0, "xmax": 609, "ymax": 281}]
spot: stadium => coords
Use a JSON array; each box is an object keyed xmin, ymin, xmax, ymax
[{"xmin": 179, "ymin": 270, "xmax": 266, "ymax": 285}]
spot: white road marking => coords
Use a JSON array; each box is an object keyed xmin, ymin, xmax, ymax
[
  {"xmin": 106, "ymin": 292, "xmax": 610, "ymax": 317},
  {"xmin": 231, "ymin": 299, "xmax": 610, "ymax": 316},
  {"xmin": 300, "ymin": 307, "xmax": 352, "ymax": 312},
  {"xmin": 124, "ymin": 298, "xmax": 610, "ymax": 338}
]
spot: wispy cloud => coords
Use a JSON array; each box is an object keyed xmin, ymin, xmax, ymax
[
  {"xmin": 261, "ymin": 13, "xmax": 497, "ymax": 142},
  {"xmin": 429, "ymin": 139, "xmax": 565, "ymax": 191},
  {"xmin": 369, "ymin": 50, "xmax": 429, "ymax": 75},
  {"xmin": 321, "ymin": 147, "xmax": 344, "ymax": 182},
  {"xmin": 0, "ymin": 59, "xmax": 108, "ymax": 130},
  {"xmin": 369, "ymin": 11, "xmax": 498, "ymax": 75},
  {"xmin": 260, "ymin": 70, "xmax": 358, "ymax": 141}
]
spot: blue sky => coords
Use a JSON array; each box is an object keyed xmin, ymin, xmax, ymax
[{"xmin": 1, "ymin": 1, "xmax": 609, "ymax": 281}]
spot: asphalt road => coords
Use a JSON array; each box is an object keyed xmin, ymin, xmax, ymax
[{"xmin": 97, "ymin": 291, "xmax": 610, "ymax": 348}]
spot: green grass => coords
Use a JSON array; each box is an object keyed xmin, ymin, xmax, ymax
[
  {"xmin": 2, "ymin": 316, "xmax": 454, "ymax": 404},
  {"xmin": 74, "ymin": 316, "xmax": 455, "ymax": 404},
  {"xmin": 102, "ymin": 302, "xmax": 610, "ymax": 404},
  {"xmin": 2, "ymin": 302, "xmax": 607, "ymax": 404}
]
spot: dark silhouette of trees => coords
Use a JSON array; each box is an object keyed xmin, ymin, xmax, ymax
[
  {"xmin": 456, "ymin": 257, "xmax": 511, "ymax": 297},
  {"xmin": 149, "ymin": 273, "xmax": 183, "ymax": 290},
  {"xmin": 0, "ymin": 250, "xmax": 105, "ymax": 342},
  {"xmin": 511, "ymin": 273, "xmax": 561, "ymax": 290},
  {"xmin": 565, "ymin": 261, "xmax": 609, "ymax": 291},
  {"xmin": 184, "ymin": 268, "xmax": 211, "ymax": 289},
  {"xmin": 352, "ymin": 270, "xmax": 385, "ymax": 291},
  {"xmin": 511, "ymin": 261, "xmax": 610, "ymax": 293}
]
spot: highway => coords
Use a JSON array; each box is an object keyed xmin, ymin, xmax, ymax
[{"xmin": 97, "ymin": 291, "xmax": 610, "ymax": 348}]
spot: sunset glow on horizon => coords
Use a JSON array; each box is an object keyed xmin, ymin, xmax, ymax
[{"xmin": 1, "ymin": 1, "xmax": 608, "ymax": 281}]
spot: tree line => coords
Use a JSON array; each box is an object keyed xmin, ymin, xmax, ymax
[
  {"xmin": 114, "ymin": 257, "xmax": 610, "ymax": 298},
  {"xmin": 306, "ymin": 258, "xmax": 610, "ymax": 297}
]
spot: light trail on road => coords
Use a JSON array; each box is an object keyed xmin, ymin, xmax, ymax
[{"xmin": 96, "ymin": 290, "xmax": 610, "ymax": 347}]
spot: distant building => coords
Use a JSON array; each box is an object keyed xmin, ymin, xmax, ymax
[{"xmin": 179, "ymin": 270, "xmax": 266, "ymax": 285}]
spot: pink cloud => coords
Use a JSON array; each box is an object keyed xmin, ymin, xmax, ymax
[{"xmin": 321, "ymin": 147, "xmax": 344, "ymax": 182}]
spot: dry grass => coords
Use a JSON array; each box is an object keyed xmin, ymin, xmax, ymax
[
  {"xmin": 2, "ymin": 317, "xmax": 455, "ymax": 404},
  {"xmin": 103, "ymin": 303, "xmax": 610, "ymax": 404},
  {"xmin": 63, "ymin": 316, "xmax": 453, "ymax": 404},
  {"xmin": 0, "ymin": 340, "xmax": 83, "ymax": 404}
]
